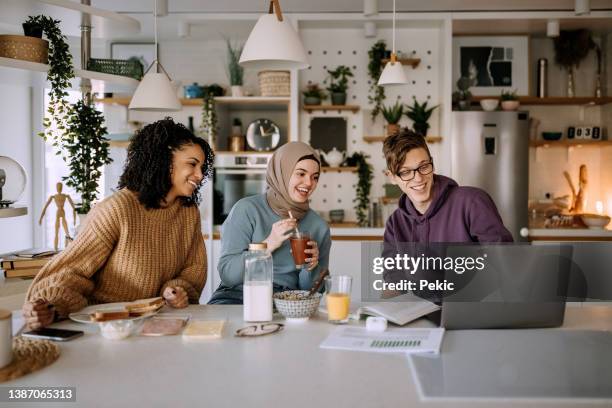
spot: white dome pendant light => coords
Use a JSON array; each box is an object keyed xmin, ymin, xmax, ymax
[
  {"xmin": 378, "ymin": 0, "xmax": 407, "ymax": 86},
  {"xmin": 129, "ymin": 0, "xmax": 181, "ymax": 111},
  {"xmin": 239, "ymin": 0, "xmax": 309, "ymax": 70}
]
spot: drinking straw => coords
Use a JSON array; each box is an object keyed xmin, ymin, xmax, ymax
[{"xmin": 288, "ymin": 210, "xmax": 301, "ymax": 237}]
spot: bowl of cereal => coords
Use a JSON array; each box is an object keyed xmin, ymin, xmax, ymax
[{"xmin": 273, "ymin": 290, "xmax": 322, "ymax": 322}]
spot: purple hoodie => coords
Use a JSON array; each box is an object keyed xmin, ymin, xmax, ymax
[{"xmin": 384, "ymin": 174, "xmax": 513, "ymax": 244}]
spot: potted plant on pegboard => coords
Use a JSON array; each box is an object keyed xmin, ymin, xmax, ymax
[
  {"xmin": 452, "ymin": 76, "xmax": 474, "ymax": 111},
  {"xmin": 325, "ymin": 65, "xmax": 353, "ymax": 105},
  {"xmin": 345, "ymin": 152, "xmax": 373, "ymax": 227},
  {"xmin": 405, "ymin": 100, "xmax": 438, "ymax": 136},
  {"xmin": 381, "ymin": 101, "xmax": 403, "ymax": 136},
  {"xmin": 302, "ymin": 83, "xmax": 327, "ymax": 106},
  {"xmin": 368, "ymin": 40, "xmax": 387, "ymax": 121},
  {"xmin": 226, "ymin": 39, "xmax": 244, "ymax": 97}
]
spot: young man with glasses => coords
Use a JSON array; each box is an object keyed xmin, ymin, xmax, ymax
[{"xmin": 383, "ymin": 128, "xmax": 513, "ymax": 244}]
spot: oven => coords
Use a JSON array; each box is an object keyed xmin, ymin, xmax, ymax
[{"xmin": 213, "ymin": 153, "xmax": 272, "ymax": 225}]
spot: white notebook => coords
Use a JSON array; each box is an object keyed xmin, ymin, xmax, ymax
[
  {"xmin": 355, "ymin": 293, "xmax": 440, "ymax": 326},
  {"xmin": 320, "ymin": 326, "xmax": 445, "ymax": 354}
]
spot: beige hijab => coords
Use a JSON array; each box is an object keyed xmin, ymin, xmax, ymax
[{"xmin": 266, "ymin": 141, "xmax": 320, "ymax": 220}]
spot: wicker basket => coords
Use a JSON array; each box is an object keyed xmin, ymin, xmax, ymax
[
  {"xmin": 0, "ymin": 35, "xmax": 48, "ymax": 64},
  {"xmin": 87, "ymin": 58, "xmax": 144, "ymax": 80},
  {"xmin": 258, "ymin": 71, "xmax": 290, "ymax": 96}
]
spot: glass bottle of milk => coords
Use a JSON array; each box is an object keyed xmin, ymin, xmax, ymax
[{"xmin": 243, "ymin": 242, "xmax": 273, "ymax": 322}]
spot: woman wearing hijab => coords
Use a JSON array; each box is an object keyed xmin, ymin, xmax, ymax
[{"xmin": 208, "ymin": 142, "xmax": 331, "ymax": 304}]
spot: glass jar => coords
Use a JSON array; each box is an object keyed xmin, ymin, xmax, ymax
[
  {"xmin": 243, "ymin": 243, "xmax": 273, "ymax": 322},
  {"xmin": 0, "ymin": 156, "xmax": 27, "ymax": 208}
]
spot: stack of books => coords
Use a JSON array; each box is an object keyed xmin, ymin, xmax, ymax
[{"xmin": 0, "ymin": 249, "xmax": 59, "ymax": 279}]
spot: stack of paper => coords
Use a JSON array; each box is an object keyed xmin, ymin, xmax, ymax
[{"xmin": 320, "ymin": 326, "xmax": 444, "ymax": 354}]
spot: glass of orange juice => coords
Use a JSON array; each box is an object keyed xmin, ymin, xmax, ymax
[{"xmin": 324, "ymin": 275, "xmax": 352, "ymax": 324}]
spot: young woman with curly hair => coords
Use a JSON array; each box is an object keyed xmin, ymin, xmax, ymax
[{"xmin": 23, "ymin": 118, "xmax": 214, "ymax": 329}]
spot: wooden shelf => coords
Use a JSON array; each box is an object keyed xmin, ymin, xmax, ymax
[
  {"xmin": 321, "ymin": 166, "xmax": 358, "ymax": 172},
  {"xmin": 380, "ymin": 58, "xmax": 421, "ymax": 68},
  {"xmin": 96, "ymin": 96, "xmax": 290, "ymax": 108},
  {"xmin": 530, "ymin": 140, "xmax": 612, "ymax": 147},
  {"xmin": 472, "ymin": 95, "xmax": 612, "ymax": 106},
  {"xmin": 303, "ymin": 105, "xmax": 360, "ymax": 113},
  {"xmin": 0, "ymin": 207, "xmax": 27, "ymax": 218},
  {"xmin": 363, "ymin": 135, "xmax": 442, "ymax": 144}
]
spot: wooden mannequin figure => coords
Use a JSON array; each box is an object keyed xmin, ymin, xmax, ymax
[
  {"xmin": 564, "ymin": 164, "xmax": 588, "ymax": 214},
  {"xmin": 39, "ymin": 182, "xmax": 76, "ymax": 250}
]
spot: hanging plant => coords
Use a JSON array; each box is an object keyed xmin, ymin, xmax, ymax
[
  {"xmin": 553, "ymin": 29, "xmax": 596, "ymax": 69},
  {"xmin": 200, "ymin": 94, "xmax": 218, "ymax": 148},
  {"xmin": 25, "ymin": 15, "xmax": 75, "ymax": 143},
  {"xmin": 368, "ymin": 40, "xmax": 387, "ymax": 121},
  {"xmin": 62, "ymin": 99, "xmax": 112, "ymax": 214},
  {"xmin": 346, "ymin": 152, "xmax": 373, "ymax": 227}
]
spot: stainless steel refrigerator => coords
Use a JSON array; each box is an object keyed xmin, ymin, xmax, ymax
[{"xmin": 451, "ymin": 111, "xmax": 529, "ymax": 241}]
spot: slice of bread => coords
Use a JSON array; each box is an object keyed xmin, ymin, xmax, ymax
[
  {"xmin": 92, "ymin": 309, "xmax": 129, "ymax": 322},
  {"xmin": 126, "ymin": 297, "xmax": 164, "ymax": 312}
]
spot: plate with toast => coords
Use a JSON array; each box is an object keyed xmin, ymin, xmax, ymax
[{"xmin": 69, "ymin": 297, "xmax": 165, "ymax": 324}]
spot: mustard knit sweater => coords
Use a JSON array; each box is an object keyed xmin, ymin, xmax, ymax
[{"xmin": 26, "ymin": 189, "xmax": 207, "ymax": 317}]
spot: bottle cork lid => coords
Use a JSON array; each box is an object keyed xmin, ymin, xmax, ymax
[
  {"xmin": 249, "ymin": 242, "xmax": 267, "ymax": 251},
  {"xmin": 0, "ymin": 309, "xmax": 11, "ymax": 320}
]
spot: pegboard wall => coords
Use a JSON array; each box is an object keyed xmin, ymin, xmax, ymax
[{"xmin": 298, "ymin": 26, "xmax": 444, "ymax": 223}]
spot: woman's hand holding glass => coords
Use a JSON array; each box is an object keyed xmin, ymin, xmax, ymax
[
  {"xmin": 264, "ymin": 218, "xmax": 297, "ymax": 253},
  {"xmin": 305, "ymin": 240, "xmax": 319, "ymax": 270}
]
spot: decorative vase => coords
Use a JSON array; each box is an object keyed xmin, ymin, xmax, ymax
[
  {"xmin": 413, "ymin": 123, "xmax": 429, "ymax": 136},
  {"xmin": 386, "ymin": 123, "xmax": 400, "ymax": 136},
  {"xmin": 501, "ymin": 100, "xmax": 520, "ymax": 111},
  {"xmin": 304, "ymin": 96, "xmax": 321, "ymax": 105},
  {"xmin": 231, "ymin": 85, "xmax": 244, "ymax": 97},
  {"xmin": 566, "ymin": 66, "xmax": 575, "ymax": 98},
  {"xmin": 331, "ymin": 92, "xmax": 347, "ymax": 105}
]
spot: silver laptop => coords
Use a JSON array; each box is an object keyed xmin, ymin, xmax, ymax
[{"xmin": 439, "ymin": 244, "xmax": 572, "ymax": 330}]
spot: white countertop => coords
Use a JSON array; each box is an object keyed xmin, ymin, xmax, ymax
[
  {"xmin": 4, "ymin": 304, "xmax": 612, "ymax": 407},
  {"xmin": 329, "ymin": 227, "xmax": 384, "ymax": 236},
  {"xmin": 527, "ymin": 227, "xmax": 612, "ymax": 238}
]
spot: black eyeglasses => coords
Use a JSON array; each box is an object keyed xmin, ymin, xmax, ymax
[
  {"xmin": 235, "ymin": 323, "xmax": 284, "ymax": 337},
  {"xmin": 396, "ymin": 161, "xmax": 434, "ymax": 181}
]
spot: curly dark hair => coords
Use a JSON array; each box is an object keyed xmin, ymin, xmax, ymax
[{"xmin": 118, "ymin": 118, "xmax": 214, "ymax": 209}]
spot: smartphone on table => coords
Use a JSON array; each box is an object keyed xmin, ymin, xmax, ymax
[{"xmin": 22, "ymin": 328, "xmax": 84, "ymax": 341}]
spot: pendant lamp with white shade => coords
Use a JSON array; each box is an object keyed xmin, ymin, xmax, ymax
[
  {"xmin": 378, "ymin": 0, "xmax": 407, "ymax": 86},
  {"xmin": 129, "ymin": 0, "xmax": 181, "ymax": 111},
  {"xmin": 239, "ymin": 0, "xmax": 309, "ymax": 70}
]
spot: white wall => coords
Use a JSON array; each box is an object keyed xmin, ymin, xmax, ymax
[{"xmin": 0, "ymin": 74, "xmax": 35, "ymax": 253}]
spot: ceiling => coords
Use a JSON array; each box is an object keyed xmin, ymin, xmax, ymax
[{"xmin": 94, "ymin": 0, "xmax": 612, "ymax": 14}]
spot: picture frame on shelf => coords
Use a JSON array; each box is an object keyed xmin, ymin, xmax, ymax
[
  {"xmin": 452, "ymin": 35, "xmax": 529, "ymax": 96},
  {"xmin": 110, "ymin": 42, "xmax": 158, "ymax": 71}
]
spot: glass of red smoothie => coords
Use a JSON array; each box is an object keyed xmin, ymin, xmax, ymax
[{"xmin": 289, "ymin": 230, "xmax": 311, "ymax": 269}]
